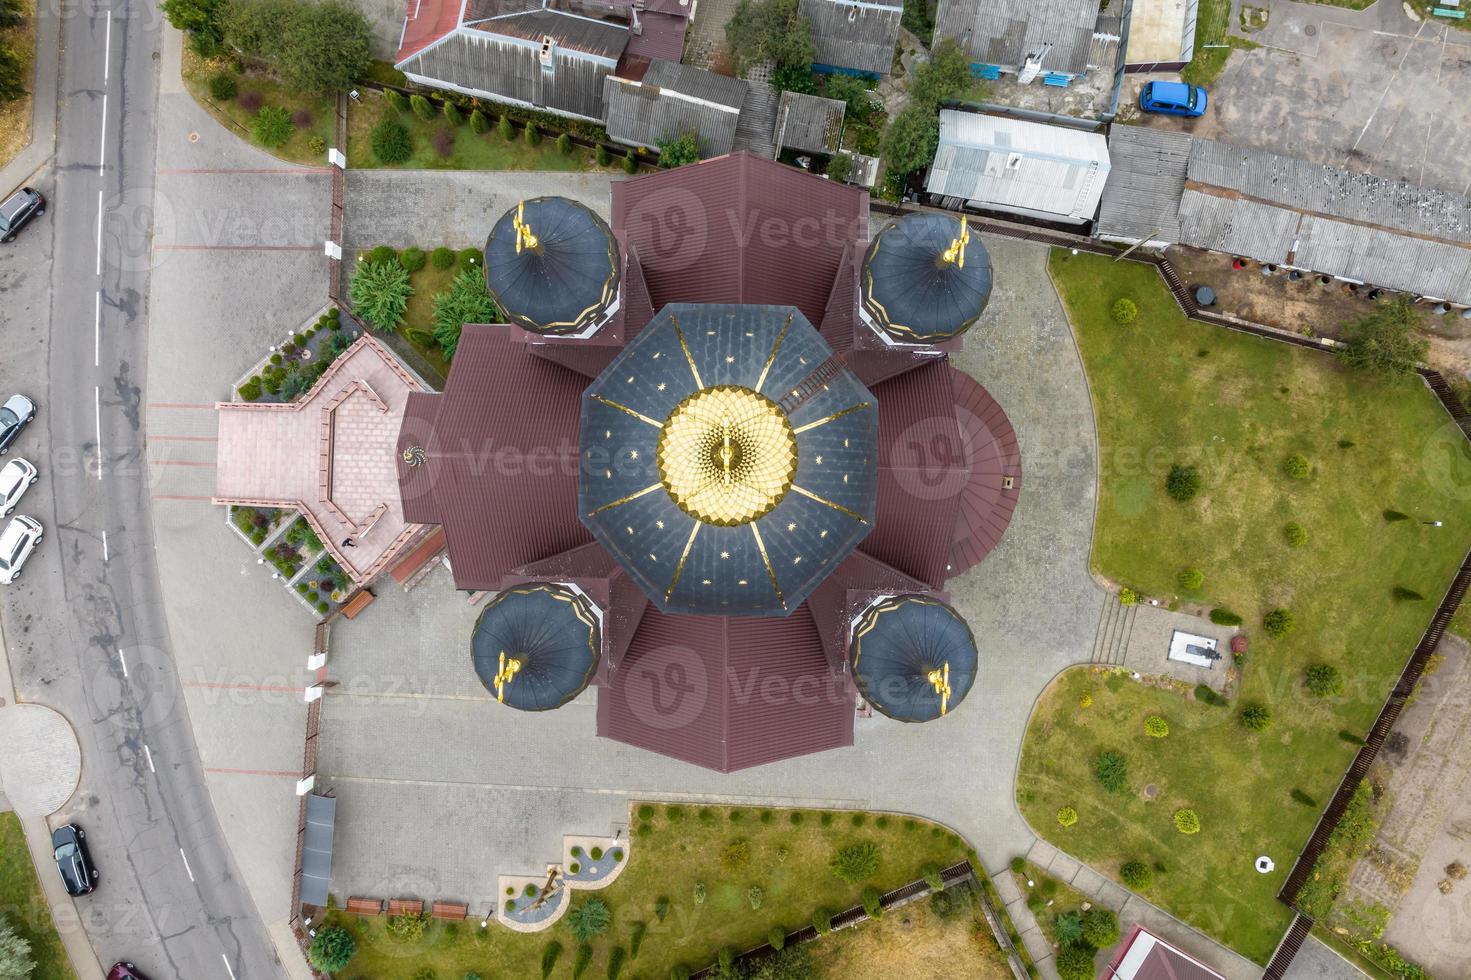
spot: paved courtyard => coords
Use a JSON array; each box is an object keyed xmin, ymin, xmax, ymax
[{"xmin": 314, "ymin": 233, "xmax": 1106, "ymax": 912}]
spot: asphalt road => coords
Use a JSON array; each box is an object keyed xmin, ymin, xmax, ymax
[{"xmin": 0, "ymin": 1, "xmax": 285, "ymax": 977}]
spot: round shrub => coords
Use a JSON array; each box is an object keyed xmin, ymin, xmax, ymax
[
  {"xmin": 499, "ymin": 114, "xmax": 516, "ymax": 141},
  {"xmin": 252, "ymin": 105, "xmax": 293, "ymax": 148},
  {"xmin": 308, "ymin": 135, "xmax": 327, "ymax": 156},
  {"xmin": 443, "ymin": 102, "xmax": 464, "ymax": 126},
  {"xmin": 237, "ymin": 377, "xmax": 262, "ymax": 401},
  {"xmin": 307, "ymin": 924, "xmax": 356, "ymax": 972},
  {"xmin": 470, "ymin": 109, "xmax": 490, "ymax": 133},
  {"xmin": 812, "ymin": 908, "xmax": 832, "ymax": 934},
  {"xmin": 820, "ymin": 811, "xmax": 833, "ymax": 826},
  {"xmin": 371, "ymin": 119, "xmax": 412, "ymax": 164},
  {"xmin": 1263, "ymin": 608, "xmax": 1295, "ymax": 637},
  {"xmin": 384, "ymin": 88, "xmax": 407, "ymax": 114},
  {"xmin": 524, "ymin": 121, "xmax": 541, "ymax": 146},
  {"xmin": 410, "ymin": 93, "xmax": 435, "ymax": 121},
  {"xmin": 399, "ymin": 247, "xmax": 427, "ymax": 273},
  {"xmin": 1081, "ymin": 907, "xmax": 1120, "ymax": 947},
  {"xmin": 208, "ymin": 72, "xmax": 238, "ymax": 101},
  {"xmin": 1079, "ymin": 692, "xmax": 1093, "ymax": 708},
  {"xmin": 569, "ymin": 862, "xmax": 580, "ymax": 873},
  {"xmin": 1305, "ymin": 664, "xmax": 1344, "ymax": 698},
  {"xmin": 1144, "ymin": 715, "xmax": 1169, "ymax": 738},
  {"xmin": 623, "ymin": 151, "xmax": 639, "ymax": 174},
  {"xmin": 367, "ymin": 244, "xmax": 399, "ymax": 266},
  {"xmin": 1240, "ymin": 702, "xmax": 1273, "ymax": 731},
  {"xmin": 1177, "ymin": 568, "xmax": 1203, "ymax": 591},
  {"xmin": 1056, "ymin": 944, "xmax": 1095, "ymax": 980},
  {"xmin": 637, "ymin": 804, "xmax": 654, "ymax": 820},
  {"xmin": 1283, "ymin": 453, "xmax": 1310, "ymax": 479},
  {"xmin": 1120, "ymin": 860, "xmax": 1152, "ymax": 889},
  {"xmin": 1111, "ymin": 297, "xmax": 1138, "ymax": 324},
  {"xmin": 430, "ymin": 246, "xmax": 456, "ymax": 270},
  {"xmin": 1057, "ymin": 805, "xmax": 1078, "ymax": 827},
  {"xmin": 1284, "ymin": 521, "xmax": 1308, "ymax": 546},
  {"xmin": 789, "ymin": 811, "xmax": 803, "ymax": 825},
  {"xmin": 589, "ymin": 846, "xmax": 604, "ymax": 860},
  {"xmin": 1166, "ymin": 464, "xmax": 1202, "ymax": 502},
  {"xmin": 1174, "ymin": 808, "xmax": 1201, "ymax": 834},
  {"xmin": 458, "ymin": 247, "xmax": 483, "ymax": 272},
  {"xmin": 557, "ymin": 132, "xmax": 574, "ymax": 155},
  {"xmin": 860, "ymin": 885, "xmax": 882, "ymax": 918}
]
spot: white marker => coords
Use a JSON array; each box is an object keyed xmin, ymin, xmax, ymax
[
  {"xmin": 94, "ymin": 291, "xmax": 100, "ymax": 366},
  {"xmin": 222, "ymin": 955, "xmax": 237, "ymax": 980},
  {"xmin": 103, "ymin": 10, "xmax": 112, "ymax": 82},
  {"xmin": 180, "ymin": 848, "xmax": 195, "ymax": 882},
  {"xmin": 144, "ymin": 743, "xmax": 155, "ymax": 773},
  {"xmin": 95, "ymin": 190, "xmax": 104, "ymax": 274},
  {"xmin": 98, "ymin": 92, "xmax": 107, "ymax": 177},
  {"xmin": 118, "ymin": 647, "xmax": 128, "ymax": 678},
  {"xmin": 94, "ymin": 386, "xmax": 103, "ymax": 480},
  {"xmin": 102, "ymin": 530, "xmax": 108, "ymax": 562}
]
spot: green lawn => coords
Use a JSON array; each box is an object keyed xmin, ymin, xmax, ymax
[
  {"xmin": 347, "ymin": 90, "xmax": 631, "ymax": 173},
  {"xmin": 323, "ymin": 803, "xmax": 969, "ymax": 978},
  {"xmin": 401, "ymin": 260, "xmax": 459, "ymax": 379},
  {"xmin": 1180, "ymin": 0, "xmax": 1261, "ymax": 87},
  {"xmin": 1015, "ymin": 250, "xmax": 1471, "ymax": 963},
  {"xmin": 1012, "ymin": 860, "xmax": 1089, "ymax": 949},
  {"xmin": 182, "ymin": 52, "xmax": 336, "ymax": 166},
  {"xmin": 0, "ymin": 813, "xmax": 77, "ymax": 979}
]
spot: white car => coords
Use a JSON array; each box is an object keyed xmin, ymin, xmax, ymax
[
  {"xmin": 0, "ymin": 515, "xmax": 42, "ymax": 583},
  {"xmin": 0, "ymin": 458, "xmax": 37, "ymax": 516}
]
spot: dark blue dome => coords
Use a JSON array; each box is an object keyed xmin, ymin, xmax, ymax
[
  {"xmin": 850, "ymin": 594, "xmax": 977, "ymax": 722},
  {"xmin": 861, "ymin": 212, "xmax": 992, "ymax": 343},
  {"xmin": 485, "ymin": 197, "xmax": 620, "ymax": 336},
  {"xmin": 471, "ymin": 583, "xmax": 600, "ymax": 710}
]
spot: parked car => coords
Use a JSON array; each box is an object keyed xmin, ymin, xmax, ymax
[
  {"xmin": 107, "ymin": 964, "xmax": 151, "ymax": 980},
  {"xmin": 0, "ymin": 515, "xmax": 41, "ymax": 584},
  {"xmin": 51, "ymin": 824, "xmax": 97, "ymax": 896},
  {"xmin": 0, "ymin": 187, "xmax": 45, "ymax": 243},
  {"xmin": 0, "ymin": 458, "xmax": 37, "ymax": 516},
  {"xmin": 1139, "ymin": 81, "xmax": 1208, "ymax": 118},
  {"xmin": 0, "ymin": 394, "xmax": 36, "ymax": 454}
]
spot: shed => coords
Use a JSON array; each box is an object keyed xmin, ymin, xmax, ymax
[
  {"xmin": 602, "ymin": 60, "xmax": 747, "ymax": 158},
  {"xmin": 300, "ymin": 794, "xmax": 336, "ymax": 908},
  {"xmin": 798, "ymin": 0, "xmax": 903, "ymax": 77},
  {"xmin": 934, "ymin": 0, "xmax": 1101, "ymax": 80},
  {"xmin": 773, "ymin": 91, "xmax": 846, "ymax": 155},
  {"xmin": 1096, "ymin": 124, "xmax": 1189, "ymax": 246}
]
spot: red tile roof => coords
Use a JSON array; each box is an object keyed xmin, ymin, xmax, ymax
[
  {"xmin": 396, "ymin": 0, "xmax": 464, "ymax": 62},
  {"xmin": 597, "ymin": 603, "xmax": 853, "ymax": 771},
  {"xmin": 948, "ymin": 368, "xmax": 1021, "ymax": 576}
]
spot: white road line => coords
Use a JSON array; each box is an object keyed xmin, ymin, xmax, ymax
[
  {"xmin": 222, "ymin": 955, "xmax": 237, "ymax": 980},
  {"xmin": 180, "ymin": 848, "xmax": 195, "ymax": 882},
  {"xmin": 118, "ymin": 647, "xmax": 128, "ymax": 678},
  {"xmin": 103, "ymin": 10, "xmax": 112, "ymax": 82},
  {"xmin": 98, "ymin": 91, "xmax": 107, "ymax": 176},
  {"xmin": 101, "ymin": 530, "xmax": 108, "ymax": 561},
  {"xmin": 95, "ymin": 386, "xmax": 103, "ymax": 480},
  {"xmin": 144, "ymin": 743, "xmax": 155, "ymax": 773},
  {"xmin": 94, "ymin": 291, "xmax": 100, "ymax": 366},
  {"xmin": 95, "ymin": 190, "xmax": 103, "ymax": 274}
]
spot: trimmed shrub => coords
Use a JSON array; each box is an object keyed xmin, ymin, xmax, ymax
[
  {"xmin": 596, "ymin": 144, "xmax": 611, "ymax": 166},
  {"xmin": 1284, "ymin": 522, "xmax": 1308, "ymax": 546},
  {"xmin": 1283, "ymin": 453, "xmax": 1311, "ymax": 479},
  {"xmin": 922, "ymin": 864, "xmax": 944, "ymax": 890},
  {"xmin": 398, "ymin": 247, "xmax": 427, "ymax": 273},
  {"xmin": 1392, "ymin": 586, "xmax": 1425, "ymax": 601},
  {"xmin": 1240, "ymin": 702, "xmax": 1272, "ymax": 731},
  {"xmin": 410, "ymin": 94, "xmax": 435, "ymax": 121},
  {"xmin": 443, "ymin": 102, "xmax": 463, "ymax": 126},
  {"xmin": 1209, "ymin": 608, "xmax": 1243, "ymax": 626},
  {"xmin": 1057, "ymin": 806, "xmax": 1078, "ymax": 827},
  {"xmin": 1291, "ymin": 788, "xmax": 1317, "ymax": 807},
  {"xmin": 307, "ymin": 925, "xmax": 356, "ymax": 972},
  {"xmin": 1174, "ymin": 808, "xmax": 1201, "ymax": 834},
  {"xmin": 524, "ymin": 121, "xmax": 541, "ymax": 146},
  {"xmin": 812, "ymin": 908, "xmax": 832, "ymax": 935},
  {"xmin": 1165, "ymin": 464, "xmax": 1201, "ymax": 502},
  {"xmin": 557, "ymin": 132, "xmax": 574, "ymax": 155},
  {"xmin": 1306, "ymin": 664, "xmax": 1344, "ymax": 698},
  {"xmin": 371, "ymin": 120, "xmax": 411, "ymax": 164},
  {"xmin": 607, "ymin": 945, "xmax": 626, "ymax": 980},
  {"xmin": 830, "ymin": 842, "xmax": 880, "ymax": 883},
  {"xmin": 1195, "ymin": 683, "xmax": 1228, "ymax": 705},
  {"xmin": 768, "ymin": 925, "xmax": 786, "ymax": 951},
  {"xmin": 1056, "ymin": 944, "xmax": 1095, "ymax": 980},
  {"xmin": 384, "ymin": 88, "xmax": 408, "ymax": 114},
  {"xmin": 637, "ymin": 804, "xmax": 654, "ymax": 820},
  {"xmin": 1263, "ymin": 608, "xmax": 1296, "ymax": 637},
  {"xmin": 499, "ymin": 114, "xmax": 516, "ymax": 140},
  {"xmin": 692, "ymin": 881, "xmax": 706, "ymax": 905},
  {"xmin": 1120, "ymin": 860, "xmax": 1152, "ymax": 889},
  {"xmin": 1081, "ymin": 907, "xmax": 1120, "ymax": 947},
  {"xmin": 569, "ymin": 862, "xmax": 580, "ymax": 874},
  {"xmin": 238, "ymin": 377, "xmax": 262, "ymax": 401},
  {"xmin": 1144, "ymin": 715, "xmax": 1169, "ymax": 738},
  {"xmin": 430, "ymin": 246, "xmax": 456, "ymax": 270},
  {"xmin": 623, "ymin": 151, "xmax": 639, "ymax": 174},
  {"xmin": 1177, "ymin": 568, "xmax": 1203, "ymax": 591},
  {"xmin": 252, "ymin": 105, "xmax": 293, "ymax": 147},
  {"xmin": 590, "ymin": 846, "xmax": 604, "ymax": 860},
  {"xmin": 629, "ymin": 921, "xmax": 646, "ymax": 958},
  {"xmin": 1111, "ymin": 298, "xmax": 1138, "ymax": 324},
  {"xmin": 465, "ymin": 108, "xmax": 488, "ymax": 134},
  {"xmin": 572, "ymin": 942, "xmax": 593, "ymax": 980},
  {"xmin": 861, "ymin": 885, "xmax": 883, "ymax": 918},
  {"xmin": 208, "ymin": 72, "xmax": 238, "ymax": 101},
  {"xmin": 747, "ymin": 885, "xmax": 764, "ymax": 910},
  {"xmin": 1094, "ymin": 751, "xmax": 1128, "ymax": 792},
  {"xmin": 458, "ymin": 247, "xmax": 483, "ymax": 272}
]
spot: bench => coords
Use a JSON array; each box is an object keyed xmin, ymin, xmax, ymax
[
  {"xmin": 386, "ymin": 898, "xmax": 424, "ymax": 916},
  {"xmin": 1433, "ymin": 7, "xmax": 1466, "ymax": 16},
  {"xmin": 431, "ymin": 902, "xmax": 468, "ymax": 921},
  {"xmin": 1043, "ymin": 73, "xmax": 1071, "ymax": 87},
  {"xmin": 340, "ymin": 588, "xmax": 376, "ymax": 619},
  {"xmin": 345, "ymin": 897, "xmax": 384, "ymax": 916}
]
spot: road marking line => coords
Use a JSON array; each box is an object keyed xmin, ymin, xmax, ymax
[
  {"xmin": 222, "ymin": 954, "xmax": 237, "ymax": 980},
  {"xmin": 95, "ymin": 386, "xmax": 102, "ymax": 480},
  {"xmin": 146, "ymin": 459, "xmax": 215, "ymax": 468},
  {"xmin": 102, "ymin": 530, "xmax": 108, "ymax": 562},
  {"xmin": 95, "ymin": 190, "xmax": 103, "ymax": 274},
  {"xmin": 151, "ymin": 244, "xmax": 319, "ymax": 252},
  {"xmin": 94, "ymin": 291, "xmax": 100, "ymax": 366},
  {"xmin": 144, "ymin": 744, "xmax": 155, "ymax": 773},
  {"xmin": 103, "ymin": 10, "xmax": 112, "ymax": 82},
  {"xmin": 118, "ymin": 648, "xmax": 128, "ymax": 678},
  {"xmin": 98, "ymin": 91, "xmax": 107, "ymax": 176},
  {"xmin": 180, "ymin": 848, "xmax": 195, "ymax": 882}
]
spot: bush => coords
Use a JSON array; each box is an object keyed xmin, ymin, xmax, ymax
[
  {"xmin": 1081, "ymin": 907, "xmax": 1120, "ymax": 947},
  {"xmin": 1177, "ymin": 568, "xmax": 1203, "ymax": 591},
  {"xmin": 595, "ymin": 143, "xmax": 612, "ymax": 166},
  {"xmin": 1209, "ymin": 608, "xmax": 1242, "ymax": 626},
  {"xmin": 1263, "ymin": 608, "xmax": 1296, "ymax": 637},
  {"xmin": 1120, "ymin": 860, "xmax": 1152, "ymax": 889},
  {"xmin": 1392, "ymin": 586, "xmax": 1425, "ymax": 601},
  {"xmin": 1306, "ymin": 664, "xmax": 1344, "ymax": 698},
  {"xmin": 1144, "ymin": 715, "xmax": 1169, "ymax": 738},
  {"xmin": 1338, "ymin": 295, "xmax": 1428, "ymax": 376},
  {"xmin": 410, "ymin": 93, "xmax": 435, "ymax": 120},
  {"xmin": 433, "ymin": 267, "xmax": 498, "ymax": 358},
  {"xmin": 1054, "ymin": 910, "xmax": 1083, "ymax": 946},
  {"xmin": 1291, "ymin": 788, "xmax": 1318, "ymax": 807},
  {"xmin": 812, "ymin": 908, "xmax": 832, "ymax": 934},
  {"xmin": 1094, "ymin": 751, "xmax": 1128, "ymax": 793},
  {"xmin": 1057, "ymin": 805, "xmax": 1078, "ymax": 827},
  {"xmin": 572, "ymin": 942, "xmax": 593, "ymax": 980},
  {"xmin": 720, "ymin": 839, "xmax": 750, "ymax": 871},
  {"xmin": 861, "ymin": 885, "xmax": 883, "ymax": 918},
  {"xmin": 1056, "ymin": 944, "xmax": 1095, "ymax": 980},
  {"xmin": 557, "ymin": 132, "xmax": 574, "ymax": 155},
  {"xmin": 458, "ymin": 247, "xmax": 483, "ymax": 272},
  {"xmin": 238, "ymin": 377, "xmax": 262, "ymax": 401},
  {"xmin": 237, "ymin": 89, "xmax": 263, "ymax": 112},
  {"xmin": 567, "ymin": 897, "xmax": 611, "ymax": 942},
  {"xmin": 308, "ymin": 135, "xmax": 326, "ymax": 155},
  {"xmin": 717, "ymin": 947, "xmax": 735, "ymax": 974},
  {"xmin": 252, "ymin": 105, "xmax": 293, "ymax": 147},
  {"xmin": 830, "ymin": 841, "xmax": 879, "ymax": 883},
  {"xmin": 464, "ymin": 108, "xmax": 488, "ymax": 134},
  {"xmin": 1111, "ymin": 298, "xmax": 1138, "ymax": 324},
  {"xmin": 349, "ymin": 258, "xmax": 412, "ymax": 331},
  {"xmin": 922, "ymin": 864, "xmax": 944, "ymax": 890},
  {"xmin": 1079, "ymin": 692, "xmax": 1093, "ymax": 708},
  {"xmin": 443, "ymin": 102, "xmax": 463, "ymax": 126},
  {"xmin": 629, "ymin": 921, "xmax": 646, "ymax": 958},
  {"xmin": 1284, "ymin": 521, "xmax": 1308, "ymax": 546},
  {"xmin": 693, "ymin": 881, "xmax": 706, "ymax": 905},
  {"xmin": 1119, "ymin": 587, "xmax": 1139, "ymax": 606},
  {"xmin": 1165, "ymin": 463, "xmax": 1202, "ymax": 502},
  {"xmin": 499, "ymin": 113, "xmax": 516, "ymax": 141},
  {"xmin": 371, "ymin": 119, "xmax": 412, "ymax": 164},
  {"xmin": 430, "ymin": 246, "xmax": 456, "ymax": 270},
  {"xmin": 307, "ymin": 925, "xmax": 356, "ymax": 972},
  {"xmin": 654, "ymin": 896, "xmax": 670, "ymax": 921},
  {"xmin": 208, "ymin": 71, "xmax": 238, "ymax": 101},
  {"xmin": 768, "ymin": 925, "xmax": 786, "ymax": 951},
  {"xmin": 1240, "ymin": 702, "xmax": 1273, "ymax": 731},
  {"xmin": 637, "ymin": 803, "xmax": 654, "ymax": 820},
  {"xmin": 384, "ymin": 88, "xmax": 408, "ymax": 114},
  {"xmin": 524, "ymin": 121, "xmax": 541, "ymax": 146},
  {"xmin": 623, "ymin": 151, "xmax": 639, "ymax": 174},
  {"xmin": 607, "ymin": 945, "xmax": 626, "ymax": 980},
  {"xmin": 1174, "ymin": 808, "xmax": 1201, "ymax": 834},
  {"xmin": 1283, "ymin": 453, "xmax": 1310, "ymax": 479},
  {"xmin": 386, "ymin": 910, "xmax": 430, "ymax": 942}
]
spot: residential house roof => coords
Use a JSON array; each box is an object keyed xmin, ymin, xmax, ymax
[
  {"xmin": 1106, "ymin": 926, "xmax": 1226, "ymax": 980},
  {"xmin": 602, "ymin": 60, "xmax": 747, "ymax": 157},
  {"xmin": 934, "ymin": 0, "xmax": 1100, "ymax": 75},
  {"xmin": 798, "ymin": 0, "xmax": 903, "ymax": 76},
  {"xmin": 774, "ymin": 91, "xmax": 846, "ymax": 155}
]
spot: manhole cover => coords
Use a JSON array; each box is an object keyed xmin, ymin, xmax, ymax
[
  {"xmin": 1142, "ymin": 783, "xmax": 1160, "ymax": 800},
  {"xmin": 1305, "ymin": 24, "xmax": 1317, "ymax": 35},
  {"xmin": 189, "ymin": 132, "xmax": 200, "ymax": 143}
]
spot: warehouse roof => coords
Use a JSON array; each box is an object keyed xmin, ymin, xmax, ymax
[
  {"xmin": 1096, "ymin": 125, "xmax": 1190, "ymax": 243},
  {"xmin": 602, "ymin": 60, "xmax": 747, "ymax": 158},
  {"xmin": 799, "ymin": 0, "xmax": 902, "ymax": 77},
  {"xmin": 934, "ymin": 0, "xmax": 1099, "ymax": 75}
]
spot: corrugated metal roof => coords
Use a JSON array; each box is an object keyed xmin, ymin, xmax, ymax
[
  {"xmin": 468, "ymin": 8, "xmax": 629, "ymax": 58},
  {"xmin": 934, "ymin": 0, "xmax": 1098, "ymax": 75},
  {"xmin": 927, "ymin": 110, "xmax": 1110, "ymax": 223},
  {"xmin": 799, "ymin": 0, "xmax": 902, "ymax": 76},
  {"xmin": 774, "ymin": 91, "xmax": 846, "ymax": 155},
  {"xmin": 1096, "ymin": 124, "xmax": 1189, "ymax": 243},
  {"xmin": 948, "ymin": 367, "xmax": 1020, "ymax": 576},
  {"xmin": 300, "ymin": 794, "xmax": 336, "ymax": 908},
  {"xmin": 602, "ymin": 61, "xmax": 746, "ymax": 157},
  {"xmin": 397, "ymin": 391, "xmax": 443, "ymax": 524}
]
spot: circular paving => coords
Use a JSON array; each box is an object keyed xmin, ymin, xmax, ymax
[{"xmin": 0, "ymin": 704, "xmax": 82, "ymax": 817}]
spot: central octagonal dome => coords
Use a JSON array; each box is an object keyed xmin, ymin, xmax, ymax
[{"xmin": 579, "ymin": 304, "xmax": 878, "ymax": 616}]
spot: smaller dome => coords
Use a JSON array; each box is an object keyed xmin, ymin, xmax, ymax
[
  {"xmin": 485, "ymin": 197, "xmax": 621, "ymax": 336},
  {"xmin": 471, "ymin": 583, "xmax": 600, "ymax": 710},
  {"xmin": 850, "ymin": 594, "xmax": 977, "ymax": 722},
  {"xmin": 861, "ymin": 213, "xmax": 993, "ymax": 344}
]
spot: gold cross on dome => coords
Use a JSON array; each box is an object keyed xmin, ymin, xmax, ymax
[
  {"xmin": 495, "ymin": 650, "xmax": 523, "ymax": 703},
  {"xmin": 513, "ymin": 200, "xmax": 540, "ymax": 254},
  {"xmin": 940, "ymin": 216, "xmax": 969, "ymax": 269},
  {"xmin": 927, "ymin": 662, "xmax": 951, "ymax": 716}
]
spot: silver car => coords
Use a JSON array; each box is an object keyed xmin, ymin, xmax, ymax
[
  {"xmin": 0, "ymin": 458, "xmax": 37, "ymax": 516},
  {"xmin": 0, "ymin": 394, "xmax": 36, "ymax": 454},
  {"xmin": 0, "ymin": 515, "xmax": 42, "ymax": 583}
]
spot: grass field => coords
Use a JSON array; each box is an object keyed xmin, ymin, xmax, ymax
[
  {"xmin": 0, "ymin": 813, "xmax": 77, "ymax": 979},
  {"xmin": 1014, "ymin": 250, "xmax": 1471, "ymax": 963},
  {"xmin": 0, "ymin": 0, "xmax": 36, "ymax": 170},
  {"xmin": 401, "ymin": 259, "xmax": 458, "ymax": 379},
  {"xmin": 181, "ymin": 52, "xmax": 336, "ymax": 166},
  {"xmin": 323, "ymin": 803, "xmax": 970, "ymax": 978},
  {"xmin": 807, "ymin": 883, "xmax": 1010, "ymax": 979}
]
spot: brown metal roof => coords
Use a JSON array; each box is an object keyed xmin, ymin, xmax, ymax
[
  {"xmin": 806, "ymin": 551, "xmax": 930, "ymax": 675},
  {"xmin": 1107, "ymin": 926, "xmax": 1226, "ymax": 980},
  {"xmin": 395, "ymin": 325, "xmax": 593, "ymax": 590},
  {"xmin": 514, "ymin": 542, "xmax": 649, "ymax": 670},
  {"xmin": 397, "ymin": 391, "xmax": 444, "ymax": 524},
  {"xmin": 596, "ymin": 602, "xmax": 853, "ymax": 771},
  {"xmin": 611, "ymin": 152, "xmax": 868, "ymax": 329},
  {"xmin": 948, "ymin": 368, "xmax": 1021, "ymax": 576}
]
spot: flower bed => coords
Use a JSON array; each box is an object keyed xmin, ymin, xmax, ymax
[
  {"xmin": 296, "ymin": 553, "xmax": 350, "ymax": 617},
  {"xmin": 267, "ymin": 516, "xmax": 323, "ymax": 579},
  {"xmin": 499, "ymin": 876, "xmax": 568, "ymax": 930},
  {"xmin": 562, "ymin": 838, "xmax": 626, "ymax": 888},
  {"xmin": 236, "ymin": 308, "xmax": 361, "ymax": 403},
  {"xmin": 229, "ymin": 504, "xmax": 288, "ymax": 548}
]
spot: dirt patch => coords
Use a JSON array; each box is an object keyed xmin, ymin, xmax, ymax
[
  {"xmin": 805, "ymin": 886, "xmax": 1011, "ymax": 979},
  {"xmin": 1166, "ymin": 247, "xmax": 1370, "ymax": 339}
]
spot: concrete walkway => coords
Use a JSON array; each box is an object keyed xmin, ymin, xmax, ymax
[{"xmin": 0, "ymin": 0, "xmax": 59, "ymax": 191}]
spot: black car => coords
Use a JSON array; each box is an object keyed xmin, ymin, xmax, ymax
[
  {"xmin": 51, "ymin": 824, "xmax": 98, "ymax": 896},
  {"xmin": 0, "ymin": 395, "xmax": 35, "ymax": 455},
  {"xmin": 0, "ymin": 187, "xmax": 45, "ymax": 243}
]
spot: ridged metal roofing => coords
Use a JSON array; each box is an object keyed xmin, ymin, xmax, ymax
[
  {"xmin": 1096, "ymin": 125, "xmax": 1189, "ymax": 243},
  {"xmin": 471, "ymin": 583, "xmax": 601, "ymax": 709},
  {"xmin": 774, "ymin": 91, "xmax": 846, "ymax": 155},
  {"xmin": 861, "ymin": 212, "xmax": 994, "ymax": 343},
  {"xmin": 850, "ymin": 594, "xmax": 978, "ymax": 722},
  {"xmin": 579, "ymin": 303, "xmax": 878, "ymax": 616},
  {"xmin": 798, "ymin": 0, "xmax": 902, "ymax": 76},
  {"xmin": 947, "ymin": 368, "xmax": 1020, "ymax": 576},
  {"xmin": 602, "ymin": 61, "xmax": 747, "ymax": 158},
  {"xmin": 934, "ymin": 0, "xmax": 1098, "ymax": 74},
  {"xmin": 484, "ymin": 197, "xmax": 621, "ymax": 335}
]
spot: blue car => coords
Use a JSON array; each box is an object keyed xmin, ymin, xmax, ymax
[{"xmin": 1139, "ymin": 81, "xmax": 1208, "ymax": 118}]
